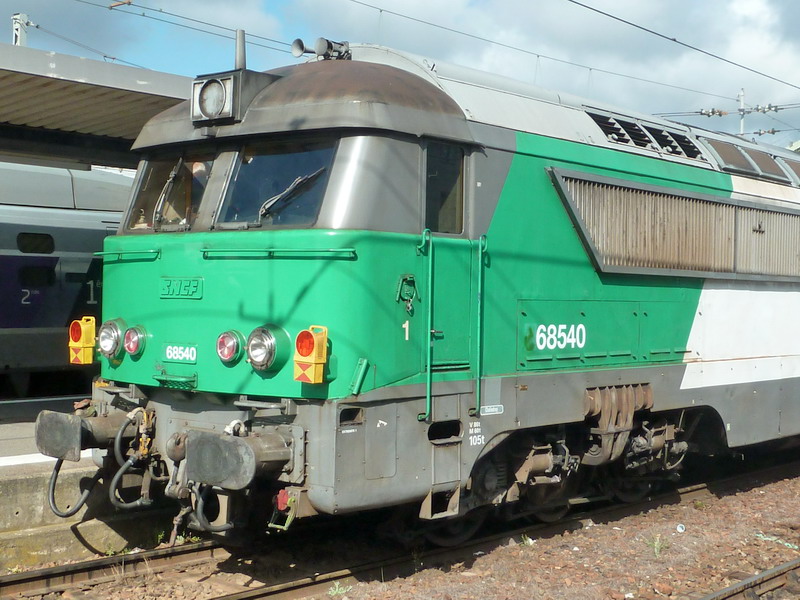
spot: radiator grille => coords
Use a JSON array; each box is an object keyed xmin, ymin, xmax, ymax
[{"xmin": 557, "ymin": 170, "xmax": 800, "ymax": 280}]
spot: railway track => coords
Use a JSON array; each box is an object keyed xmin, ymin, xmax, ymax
[
  {"xmin": 3, "ymin": 459, "xmax": 798, "ymax": 600},
  {"xmin": 0, "ymin": 540, "xmax": 225, "ymax": 597},
  {"xmin": 696, "ymin": 556, "xmax": 800, "ymax": 599}
]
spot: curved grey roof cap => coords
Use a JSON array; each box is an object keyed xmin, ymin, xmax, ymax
[{"xmin": 134, "ymin": 60, "xmax": 472, "ymax": 151}]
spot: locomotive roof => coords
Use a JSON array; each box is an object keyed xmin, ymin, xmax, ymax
[
  {"xmin": 134, "ymin": 43, "xmax": 800, "ymax": 185},
  {"xmin": 350, "ymin": 45, "xmax": 800, "ymax": 170},
  {"xmin": 133, "ymin": 56, "xmax": 473, "ymax": 150}
]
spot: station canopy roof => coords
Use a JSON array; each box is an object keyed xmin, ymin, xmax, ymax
[{"xmin": 0, "ymin": 43, "xmax": 190, "ymax": 168}]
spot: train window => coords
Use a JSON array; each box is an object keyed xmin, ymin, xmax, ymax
[
  {"xmin": 781, "ymin": 158, "xmax": 800, "ymax": 181},
  {"xmin": 425, "ymin": 142, "xmax": 463, "ymax": 234},
  {"xmin": 740, "ymin": 148, "xmax": 790, "ymax": 182},
  {"xmin": 702, "ymin": 139, "xmax": 758, "ymax": 175},
  {"xmin": 217, "ymin": 139, "xmax": 336, "ymax": 228},
  {"xmin": 17, "ymin": 233, "xmax": 54, "ymax": 254},
  {"xmin": 128, "ymin": 153, "xmax": 213, "ymax": 231},
  {"xmin": 19, "ymin": 266, "xmax": 55, "ymax": 287}
]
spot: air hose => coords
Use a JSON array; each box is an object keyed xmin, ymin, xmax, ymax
[
  {"xmin": 114, "ymin": 408, "xmax": 143, "ymax": 468},
  {"xmin": 192, "ymin": 483, "xmax": 234, "ymax": 532},
  {"xmin": 108, "ymin": 453, "xmax": 153, "ymax": 510},
  {"xmin": 47, "ymin": 458, "xmax": 102, "ymax": 518}
]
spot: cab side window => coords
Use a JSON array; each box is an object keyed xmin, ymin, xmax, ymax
[{"xmin": 425, "ymin": 142, "xmax": 464, "ymax": 234}]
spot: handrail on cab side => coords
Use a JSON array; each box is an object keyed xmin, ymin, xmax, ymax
[
  {"xmin": 417, "ymin": 229, "xmax": 434, "ymax": 422},
  {"xmin": 94, "ymin": 249, "xmax": 161, "ymax": 261},
  {"xmin": 200, "ymin": 247, "xmax": 357, "ymax": 259},
  {"xmin": 469, "ymin": 234, "xmax": 488, "ymax": 418}
]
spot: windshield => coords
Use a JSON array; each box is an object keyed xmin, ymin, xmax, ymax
[
  {"xmin": 217, "ymin": 140, "xmax": 335, "ymax": 228},
  {"xmin": 128, "ymin": 152, "xmax": 212, "ymax": 231}
]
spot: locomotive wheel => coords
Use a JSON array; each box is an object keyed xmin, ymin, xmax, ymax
[
  {"xmin": 422, "ymin": 509, "xmax": 488, "ymax": 547},
  {"xmin": 611, "ymin": 478, "xmax": 653, "ymax": 503},
  {"xmin": 523, "ymin": 475, "xmax": 577, "ymax": 523},
  {"xmin": 530, "ymin": 502, "xmax": 570, "ymax": 523}
]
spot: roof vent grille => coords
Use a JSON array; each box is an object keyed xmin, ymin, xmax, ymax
[
  {"xmin": 644, "ymin": 127, "xmax": 683, "ymax": 155},
  {"xmin": 588, "ymin": 112, "xmax": 706, "ymax": 162},
  {"xmin": 588, "ymin": 113, "xmax": 631, "ymax": 145},
  {"xmin": 616, "ymin": 118, "xmax": 653, "ymax": 149},
  {"xmin": 669, "ymin": 132, "xmax": 703, "ymax": 159}
]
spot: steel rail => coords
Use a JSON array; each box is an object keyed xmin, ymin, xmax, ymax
[
  {"xmin": 206, "ymin": 463, "xmax": 800, "ymax": 600},
  {"xmin": 4, "ymin": 459, "xmax": 799, "ymax": 599},
  {"xmin": 698, "ymin": 556, "xmax": 800, "ymax": 600},
  {"xmin": 0, "ymin": 540, "xmax": 223, "ymax": 597}
]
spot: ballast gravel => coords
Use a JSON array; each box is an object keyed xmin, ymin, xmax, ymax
[
  {"xmin": 316, "ymin": 470, "xmax": 800, "ymax": 600},
  {"xmin": 21, "ymin": 463, "xmax": 800, "ymax": 600}
]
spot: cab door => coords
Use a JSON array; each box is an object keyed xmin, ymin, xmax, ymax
[
  {"xmin": 417, "ymin": 142, "xmax": 473, "ymax": 426},
  {"xmin": 426, "ymin": 141, "xmax": 471, "ymax": 370}
]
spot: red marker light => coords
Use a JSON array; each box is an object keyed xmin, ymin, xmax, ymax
[
  {"xmin": 293, "ymin": 326, "xmax": 328, "ymax": 384},
  {"xmin": 69, "ymin": 320, "xmax": 83, "ymax": 343},
  {"xmin": 68, "ymin": 317, "xmax": 96, "ymax": 365},
  {"xmin": 217, "ymin": 331, "xmax": 239, "ymax": 362},
  {"xmin": 295, "ymin": 330, "xmax": 315, "ymax": 357},
  {"xmin": 123, "ymin": 327, "xmax": 144, "ymax": 355}
]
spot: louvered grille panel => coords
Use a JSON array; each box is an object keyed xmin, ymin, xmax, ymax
[
  {"xmin": 670, "ymin": 133, "xmax": 703, "ymax": 159},
  {"xmin": 617, "ymin": 119, "xmax": 653, "ymax": 148},
  {"xmin": 736, "ymin": 208, "xmax": 800, "ymax": 276},
  {"xmin": 588, "ymin": 112, "xmax": 706, "ymax": 162},
  {"xmin": 565, "ymin": 177, "xmax": 735, "ymax": 273},
  {"xmin": 644, "ymin": 127, "xmax": 682, "ymax": 156}
]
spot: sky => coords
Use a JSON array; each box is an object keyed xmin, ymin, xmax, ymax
[{"xmin": 6, "ymin": 0, "xmax": 800, "ymax": 148}]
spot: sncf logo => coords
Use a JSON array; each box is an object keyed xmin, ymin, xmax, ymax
[{"xmin": 160, "ymin": 277, "xmax": 203, "ymax": 299}]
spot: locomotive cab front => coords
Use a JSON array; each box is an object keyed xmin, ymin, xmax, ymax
[{"xmin": 37, "ymin": 45, "xmax": 484, "ymax": 537}]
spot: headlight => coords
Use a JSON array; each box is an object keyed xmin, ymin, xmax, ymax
[
  {"xmin": 198, "ymin": 79, "xmax": 225, "ymax": 118},
  {"xmin": 123, "ymin": 326, "xmax": 146, "ymax": 356},
  {"xmin": 98, "ymin": 319, "xmax": 125, "ymax": 358},
  {"xmin": 216, "ymin": 330, "xmax": 244, "ymax": 364},
  {"xmin": 246, "ymin": 327, "xmax": 277, "ymax": 370}
]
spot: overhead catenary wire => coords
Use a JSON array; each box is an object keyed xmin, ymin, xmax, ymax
[
  {"xmin": 564, "ymin": 0, "xmax": 800, "ymax": 93},
  {"xmin": 657, "ymin": 104, "xmax": 800, "ymax": 118},
  {"xmin": 71, "ymin": 0, "xmax": 739, "ymax": 103},
  {"xmin": 71, "ymin": 0, "xmax": 291, "ymax": 55},
  {"xmin": 655, "ymin": 99, "xmax": 800, "ymax": 137},
  {"xmin": 346, "ymin": 0, "xmax": 737, "ymax": 102},
  {"xmin": 22, "ymin": 17, "xmax": 148, "ymax": 68},
  {"xmin": 65, "ymin": 0, "xmax": 800, "ymax": 142},
  {"xmin": 348, "ymin": 0, "xmax": 800, "ymax": 143},
  {"xmin": 111, "ymin": 1, "xmax": 290, "ymax": 49}
]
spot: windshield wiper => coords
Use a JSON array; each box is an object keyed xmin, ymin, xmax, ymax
[
  {"xmin": 152, "ymin": 157, "xmax": 184, "ymax": 231},
  {"xmin": 258, "ymin": 167, "xmax": 326, "ymax": 223}
]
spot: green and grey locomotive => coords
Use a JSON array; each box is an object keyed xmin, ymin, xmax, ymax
[{"xmin": 36, "ymin": 36, "xmax": 800, "ymax": 542}]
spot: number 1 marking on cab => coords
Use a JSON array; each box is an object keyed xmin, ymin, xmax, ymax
[{"xmin": 402, "ymin": 320, "xmax": 410, "ymax": 341}]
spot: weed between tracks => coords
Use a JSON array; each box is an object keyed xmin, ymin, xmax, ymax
[
  {"xmin": 645, "ymin": 533, "xmax": 671, "ymax": 558},
  {"xmin": 327, "ymin": 580, "xmax": 353, "ymax": 596}
]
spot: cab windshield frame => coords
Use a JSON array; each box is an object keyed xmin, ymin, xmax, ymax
[
  {"xmin": 213, "ymin": 136, "xmax": 338, "ymax": 230},
  {"xmin": 126, "ymin": 149, "xmax": 217, "ymax": 233}
]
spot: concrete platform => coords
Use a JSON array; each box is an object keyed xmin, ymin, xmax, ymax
[{"xmin": 0, "ymin": 401, "xmax": 175, "ymax": 570}]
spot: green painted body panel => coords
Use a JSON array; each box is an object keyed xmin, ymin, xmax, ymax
[
  {"xmin": 99, "ymin": 131, "xmax": 736, "ymax": 401},
  {"xmin": 101, "ymin": 230, "xmax": 431, "ymax": 399},
  {"xmin": 479, "ymin": 133, "xmax": 733, "ymax": 377}
]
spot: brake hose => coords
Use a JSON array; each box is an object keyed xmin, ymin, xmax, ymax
[
  {"xmin": 192, "ymin": 483, "xmax": 233, "ymax": 532},
  {"xmin": 114, "ymin": 408, "xmax": 143, "ymax": 467},
  {"xmin": 48, "ymin": 458, "xmax": 102, "ymax": 518},
  {"xmin": 108, "ymin": 454, "xmax": 153, "ymax": 510}
]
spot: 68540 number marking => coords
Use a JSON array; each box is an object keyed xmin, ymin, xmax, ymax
[
  {"xmin": 535, "ymin": 323, "xmax": 586, "ymax": 350},
  {"xmin": 164, "ymin": 344, "xmax": 197, "ymax": 363}
]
